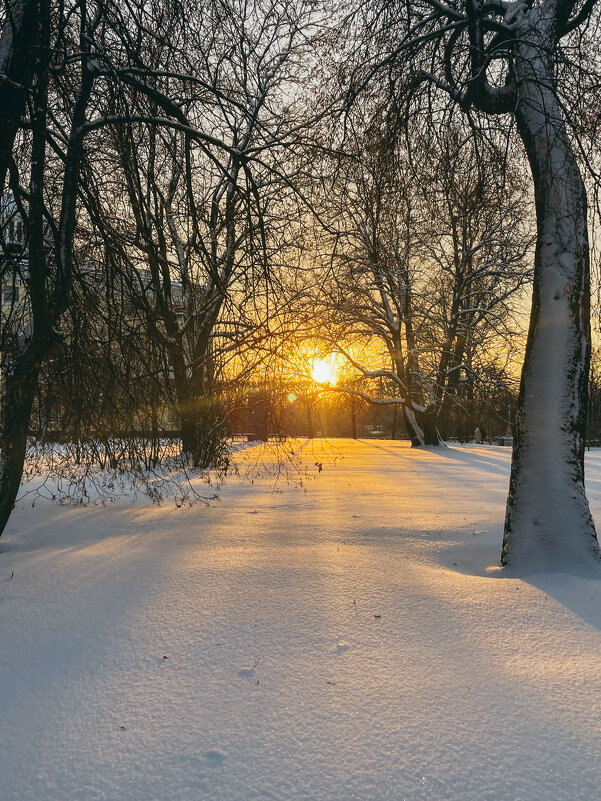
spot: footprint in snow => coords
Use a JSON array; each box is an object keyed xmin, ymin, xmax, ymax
[
  {"xmin": 335, "ymin": 641, "xmax": 350, "ymax": 655},
  {"xmin": 205, "ymin": 750, "xmax": 227, "ymax": 766},
  {"xmin": 237, "ymin": 666, "xmax": 256, "ymax": 678}
]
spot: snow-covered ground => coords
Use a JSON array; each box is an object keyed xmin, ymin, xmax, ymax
[{"xmin": 2, "ymin": 439, "xmax": 601, "ymax": 801}]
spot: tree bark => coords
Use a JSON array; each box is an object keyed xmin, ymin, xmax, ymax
[
  {"xmin": 502, "ymin": 9, "xmax": 599, "ymax": 568},
  {"xmin": 0, "ymin": 350, "xmax": 41, "ymax": 534},
  {"xmin": 415, "ymin": 406, "xmax": 440, "ymax": 446},
  {"xmin": 403, "ymin": 399, "xmax": 440, "ymax": 446},
  {"xmin": 0, "ymin": 3, "xmax": 94, "ymax": 539},
  {"xmin": 0, "ymin": 0, "xmax": 40, "ymax": 193}
]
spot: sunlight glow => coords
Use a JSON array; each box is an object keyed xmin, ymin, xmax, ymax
[{"xmin": 311, "ymin": 356, "xmax": 338, "ymax": 385}]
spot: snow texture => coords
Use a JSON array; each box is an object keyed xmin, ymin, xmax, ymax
[{"xmin": 2, "ymin": 439, "xmax": 601, "ymax": 801}]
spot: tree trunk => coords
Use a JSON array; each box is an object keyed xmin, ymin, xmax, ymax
[
  {"xmin": 0, "ymin": 0, "xmax": 40, "ymax": 193},
  {"xmin": 437, "ymin": 332, "xmax": 466, "ymax": 440},
  {"xmin": 169, "ymin": 347, "xmax": 197, "ymax": 459},
  {"xmin": 403, "ymin": 400, "xmax": 440, "ymax": 446},
  {"xmin": 416, "ymin": 407, "xmax": 440, "ymax": 446},
  {"xmin": 403, "ymin": 303, "xmax": 441, "ymax": 446},
  {"xmin": 306, "ymin": 404, "xmax": 315, "ymax": 439},
  {"xmin": 502, "ymin": 16, "xmax": 599, "ymax": 568},
  {"xmin": 0, "ymin": 356, "xmax": 39, "ymax": 535},
  {"xmin": 171, "ymin": 348, "xmax": 225, "ymax": 470},
  {"xmin": 0, "ymin": 1, "xmax": 51, "ymax": 538}
]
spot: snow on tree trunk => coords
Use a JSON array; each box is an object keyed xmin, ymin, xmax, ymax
[
  {"xmin": 502, "ymin": 7, "xmax": 600, "ymax": 569},
  {"xmin": 403, "ymin": 401, "xmax": 441, "ymax": 447},
  {"xmin": 403, "ymin": 403, "xmax": 424, "ymax": 446}
]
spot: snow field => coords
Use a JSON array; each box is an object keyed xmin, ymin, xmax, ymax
[{"xmin": 1, "ymin": 439, "xmax": 601, "ymax": 801}]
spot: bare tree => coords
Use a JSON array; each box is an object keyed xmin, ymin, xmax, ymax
[
  {"xmin": 86, "ymin": 0, "xmax": 317, "ymax": 467},
  {"xmin": 298, "ymin": 119, "xmax": 531, "ymax": 446},
  {"xmin": 346, "ymin": 0, "xmax": 601, "ymax": 568},
  {"xmin": 0, "ymin": 0, "xmax": 321, "ymax": 536},
  {"xmin": 0, "ymin": 0, "xmax": 42, "ymax": 192},
  {"xmin": 0, "ymin": 0, "xmax": 100, "ymax": 535}
]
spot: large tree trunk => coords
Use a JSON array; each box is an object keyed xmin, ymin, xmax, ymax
[
  {"xmin": 403, "ymin": 400, "xmax": 440, "ymax": 446},
  {"xmin": 436, "ymin": 331, "xmax": 466, "ymax": 440},
  {"xmin": 168, "ymin": 344, "xmax": 198, "ymax": 460},
  {"xmin": 171, "ymin": 356, "xmax": 224, "ymax": 469},
  {"xmin": 402, "ymin": 305, "xmax": 442, "ymax": 446},
  {"xmin": 0, "ymin": 1, "xmax": 49, "ymax": 538},
  {"xmin": 0, "ymin": 354, "xmax": 40, "ymax": 535},
  {"xmin": 0, "ymin": 10, "xmax": 92, "ymax": 539},
  {"xmin": 502, "ymin": 16, "xmax": 599, "ymax": 568},
  {"xmin": 178, "ymin": 332, "xmax": 227, "ymax": 470}
]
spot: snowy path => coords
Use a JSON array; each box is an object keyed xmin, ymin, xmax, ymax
[{"xmin": 2, "ymin": 440, "xmax": 601, "ymax": 801}]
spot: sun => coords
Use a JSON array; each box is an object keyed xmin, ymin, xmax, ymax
[{"xmin": 310, "ymin": 356, "xmax": 338, "ymax": 385}]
